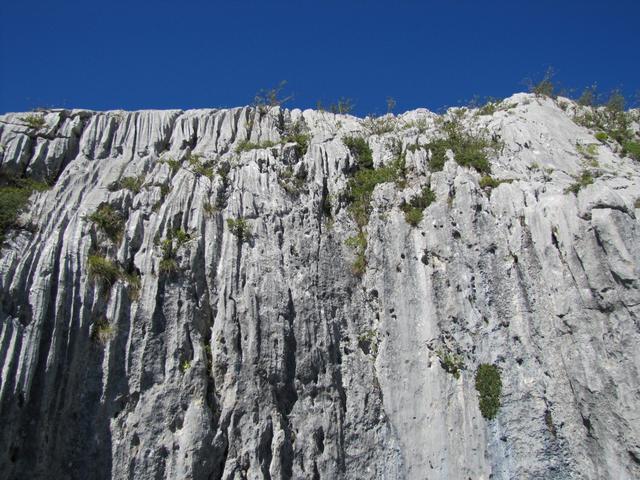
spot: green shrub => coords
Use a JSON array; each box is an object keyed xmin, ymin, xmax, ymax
[
  {"xmin": 109, "ymin": 175, "xmax": 144, "ymax": 193},
  {"xmin": 347, "ymin": 165, "xmax": 399, "ymax": 227},
  {"xmin": 236, "ymin": 139, "xmax": 278, "ymax": 153},
  {"xmin": 623, "ymin": 141, "xmax": 640, "ymax": 160},
  {"xmin": 426, "ymin": 118, "xmax": 497, "ymax": 174},
  {"xmin": 475, "ymin": 363, "xmax": 502, "ymax": 419},
  {"xmin": 88, "ymin": 254, "xmax": 121, "ymax": 288},
  {"xmin": 227, "ymin": 217, "xmax": 251, "ymax": 242},
  {"xmin": 401, "ymin": 186, "xmax": 435, "ymax": 227},
  {"xmin": 0, "ymin": 177, "xmax": 48, "ymax": 244},
  {"xmin": 564, "ymin": 171, "xmax": 594, "ymax": 195},
  {"xmin": 88, "ymin": 203, "xmax": 124, "ymax": 242},
  {"xmin": 343, "ymin": 136, "xmax": 374, "ymax": 169},
  {"xmin": 22, "ymin": 114, "xmax": 46, "ymax": 130},
  {"xmin": 594, "ymin": 132, "xmax": 609, "ymax": 143},
  {"xmin": 479, "ymin": 175, "xmax": 501, "ymax": 189},
  {"xmin": 159, "ymin": 258, "xmax": 178, "ymax": 274},
  {"xmin": 425, "ymin": 139, "xmax": 448, "ymax": 172}
]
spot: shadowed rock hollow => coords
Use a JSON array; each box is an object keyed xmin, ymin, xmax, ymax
[{"xmin": 1, "ymin": 94, "xmax": 639, "ymax": 479}]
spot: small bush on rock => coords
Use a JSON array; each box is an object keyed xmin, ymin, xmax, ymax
[
  {"xmin": 88, "ymin": 203, "xmax": 124, "ymax": 243},
  {"xmin": 88, "ymin": 254, "xmax": 121, "ymax": 288},
  {"xmin": 227, "ymin": 217, "xmax": 251, "ymax": 242},
  {"xmin": 475, "ymin": 363, "xmax": 502, "ymax": 419}
]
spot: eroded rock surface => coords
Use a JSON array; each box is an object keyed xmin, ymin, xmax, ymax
[{"xmin": 1, "ymin": 95, "xmax": 639, "ymax": 479}]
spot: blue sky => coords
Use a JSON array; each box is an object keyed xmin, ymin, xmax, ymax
[{"xmin": 1, "ymin": 0, "xmax": 638, "ymax": 115}]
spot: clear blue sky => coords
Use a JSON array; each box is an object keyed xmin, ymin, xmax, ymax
[{"xmin": 1, "ymin": 0, "xmax": 638, "ymax": 115}]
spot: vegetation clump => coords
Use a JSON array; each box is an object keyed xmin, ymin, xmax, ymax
[
  {"xmin": 159, "ymin": 228, "xmax": 191, "ymax": 273},
  {"xmin": 401, "ymin": 186, "xmax": 436, "ymax": 227},
  {"xmin": 564, "ymin": 170, "xmax": 594, "ymax": 195},
  {"xmin": 91, "ymin": 317, "xmax": 114, "ymax": 344},
  {"xmin": 108, "ymin": 175, "xmax": 145, "ymax": 194},
  {"xmin": 361, "ymin": 115, "xmax": 396, "ymax": 136},
  {"xmin": 574, "ymin": 89, "xmax": 638, "ymax": 157},
  {"xmin": 0, "ymin": 176, "xmax": 49, "ymax": 244},
  {"xmin": 185, "ymin": 153, "xmax": 215, "ymax": 179},
  {"xmin": 437, "ymin": 350, "xmax": 465, "ymax": 379},
  {"xmin": 342, "ymin": 137, "xmax": 406, "ymax": 274},
  {"xmin": 281, "ymin": 119, "xmax": 311, "ymax": 157},
  {"xmin": 88, "ymin": 254, "xmax": 121, "ymax": 288},
  {"xmin": 227, "ymin": 217, "xmax": 251, "ymax": 242},
  {"xmin": 357, "ymin": 329, "xmax": 378, "ymax": 356},
  {"xmin": 343, "ymin": 136, "xmax": 374, "ymax": 169},
  {"xmin": 88, "ymin": 203, "xmax": 124, "ymax": 242},
  {"xmin": 22, "ymin": 114, "xmax": 46, "ymax": 130},
  {"xmin": 475, "ymin": 363, "xmax": 502, "ymax": 419},
  {"xmin": 236, "ymin": 139, "xmax": 278, "ymax": 153},
  {"xmin": 422, "ymin": 117, "xmax": 499, "ymax": 174}
]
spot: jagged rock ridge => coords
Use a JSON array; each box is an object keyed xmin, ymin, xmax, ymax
[{"xmin": 0, "ymin": 94, "xmax": 639, "ymax": 479}]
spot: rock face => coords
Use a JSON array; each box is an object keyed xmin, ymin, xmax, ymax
[{"xmin": 0, "ymin": 95, "xmax": 639, "ymax": 480}]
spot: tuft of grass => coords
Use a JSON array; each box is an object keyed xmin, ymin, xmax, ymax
[
  {"xmin": 0, "ymin": 177, "xmax": 49, "ymax": 245},
  {"xmin": 109, "ymin": 175, "xmax": 145, "ymax": 194},
  {"xmin": 159, "ymin": 258, "xmax": 178, "ymax": 274},
  {"xmin": 227, "ymin": 217, "xmax": 251, "ymax": 242},
  {"xmin": 22, "ymin": 114, "xmax": 46, "ymax": 130},
  {"xmin": 91, "ymin": 317, "xmax": 114, "ymax": 344},
  {"xmin": 564, "ymin": 171, "xmax": 594, "ymax": 195},
  {"xmin": 594, "ymin": 132, "xmax": 609, "ymax": 143},
  {"xmin": 180, "ymin": 359, "xmax": 192, "ymax": 372},
  {"xmin": 88, "ymin": 254, "xmax": 121, "ymax": 288},
  {"xmin": 475, "ymin": 363, "xmax": 502, "ymax": 419},
  {"xmin": 88, "ymin": 203, "xmax": 124, "ymax": 243},
  {"xmin": 123, "ymin": 271, "xmax": 142, "ymax": 300}
]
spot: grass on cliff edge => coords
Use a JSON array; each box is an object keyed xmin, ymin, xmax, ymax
[{"xmin": 0, "ymin": 176, "xmax": 49, "ymax": 245}]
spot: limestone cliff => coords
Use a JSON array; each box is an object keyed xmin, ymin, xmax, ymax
[{"xmin": 1, "ymin": 94, "xmax": 639, "ymax": 479}]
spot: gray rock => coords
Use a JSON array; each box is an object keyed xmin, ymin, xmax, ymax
[{"xmin": 1, "ymin": 95, "xmax": 639, "ymax": 479}]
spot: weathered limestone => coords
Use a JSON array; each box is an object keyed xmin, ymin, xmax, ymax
[{"xmin": 0, "ymin": 95, "xmax": 639, "ymax": 479}]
